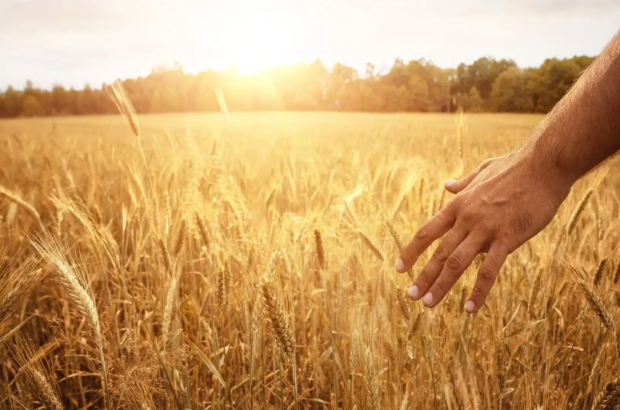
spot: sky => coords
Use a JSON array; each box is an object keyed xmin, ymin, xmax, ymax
[{"xmin": 1, "ymin": 0, "xmax": 619, "ymax": 90}]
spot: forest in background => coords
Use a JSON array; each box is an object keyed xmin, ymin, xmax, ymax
[{"xmin": 0, "ymin": 55, "xmax": 594, "ymax": 117}]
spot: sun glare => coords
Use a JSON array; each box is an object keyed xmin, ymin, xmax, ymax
[{"xmin": 182, "ymin": 1, "xmax": 316, "ymax": 74}]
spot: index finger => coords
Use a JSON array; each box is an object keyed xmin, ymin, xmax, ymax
[{"xmin": 395, "ymin": 204, "xmax": 457, "ymax": 273}]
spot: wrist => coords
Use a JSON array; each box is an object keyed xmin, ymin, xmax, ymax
[{"xmin": 516, "ymin": 144, "xmax": 575, "ymax": 205}]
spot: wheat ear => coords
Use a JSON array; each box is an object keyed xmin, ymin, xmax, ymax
[
  {"xmin": 107, "ymin": 80, "xmax": 139, "ymax": 137},
  {"xmin": 593, "ymin": 258, "xmax": 609, "ymax": 286},
  {"xmin": 162, "ymin": 270, "xmax": 180, "ymax": 357},
  {"xmin": 31, "ymin": 235, "xmax": 109, "ymax": 409},
  {"xmin": 364, "ymin": 348, "xmax": 380, "ymax": 410},
  {"xmin": 156, "ymin": 237, "xmax": 171, "ymax": 273},
  {"xmin": 0, "ymin": 256, "xmax": 48, "ymax": 323},
  {"xmin": 314, "ymin": 229, "xmax": 326, "ymax": 271},
  {"xmin": 0, "ymin": 185, "xmax": 44, "ymax": 231},
  {"xmin": 261, "ymin": 280, "xmax": 295, "ymax": 356},
  {"xmin": 11, "ymin": 337, "xmax": 64, "ymax": 410},
  {"xmin": 567, "ymin": 263, "xmax": 617, "ymax": 336},
  {"xmin": 172, "ymin": 219, "xmax": 186, "ymax": 258},
  {"xmin": 393, "ymin": 284, "xmax": 411, "ymax": 321},
  {"xmin": 357, "ymin": 230, "xmax": 385, "ymax": 262},
  {"xmin": 592, "ymin": 378, "xmax": 620, "ymax": 410},
  {"xmin": 566, "ymin": 188, "xmax": 593, "ymax": 236},
  {"xmin": 216, "ymin": 268, "xmax": 226, "ymax": 313},
  {"xmin": 194, "ymin": 212, "xmax": 211, "ymax": 252}
]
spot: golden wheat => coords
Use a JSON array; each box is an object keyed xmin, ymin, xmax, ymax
[
  {"xmin": 261, "ymin": 280, "xmax": 295, "ymax": 356},
  {"xmin": 31, "ymin": 235, "xmax": 110, "ymax": 408},
  {"xmin": 0, "ymin": 111, "xmax": 618, "ymax": 409}
]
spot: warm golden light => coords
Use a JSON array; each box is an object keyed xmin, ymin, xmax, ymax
[{"xmin": 182, "ymin": 1, "xmax": 320, "ymax": 74}]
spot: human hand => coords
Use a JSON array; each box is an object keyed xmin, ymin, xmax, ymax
[{"xmin": 395, "ymin": 152, "xmax": 571, "ymax": 313}]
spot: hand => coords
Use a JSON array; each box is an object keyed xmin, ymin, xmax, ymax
[{"xmin": 394, "ymin": 151, "xmax": 570, "ymax": 313}]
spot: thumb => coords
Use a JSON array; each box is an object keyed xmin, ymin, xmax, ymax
[{"xmin": 444, "ymin": 158, "xmax": 494, "ymax": 194}]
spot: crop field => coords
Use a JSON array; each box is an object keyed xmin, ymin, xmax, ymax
[{"xmin": 0, "ymin": 109, "xmax": 619, "ymax": 409}]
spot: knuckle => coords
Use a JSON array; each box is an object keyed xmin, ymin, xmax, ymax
[
  {"xmin": 415, "ymin": 224, "xmax": 430, "ymax": 240},
  {"xmin": 431, "ymin": 246, "xmax": 450, "ymax": 264},
  {"xmin": 432, "ymin": 280, "xmax": 447, "ymax": 295},
  {"xmin": 445, "ymin": 197, "xmax": 460, "ymax": 212},
  {"xmin": 416, "ymin": 270, "xmax": 432, "ymax": 286},
  {"xmin": 475, "ymin": 220, "xmax": 493, "ymax": 233},
  {"xmin": 460, "ymin": 208, "xmax": 476, "ymax": 222},
  {"xmin": 478, "ymin": 266, "xmax": 496, "ymax": 282},
  {"xmin": 445, "ymin": 254, "xmax": 463, "ymax": 272},
  {"xmin": 493, "ymin": 238, "xmax": 513, "ymax": 255},
  {"xmin": 471, "ymin": 286, "xmax": 486, "ymax": 299},
  {"xmin": 492, "ymin": 241, "xmax": 508, "ymax": 254}
]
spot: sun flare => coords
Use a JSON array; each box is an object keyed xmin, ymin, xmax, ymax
[{"xmin": 181, "ymin": 1, "xmax": 316, "ymax": 74}]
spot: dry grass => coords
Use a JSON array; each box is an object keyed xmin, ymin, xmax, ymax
[{"xmin": 0, "ymin": 109, "xmax": 619, "ymax": 409}]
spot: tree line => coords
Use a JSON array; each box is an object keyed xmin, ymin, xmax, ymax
[{"xmin": 0, "ymin": 55, "xmax": 594, "ymax": 118}]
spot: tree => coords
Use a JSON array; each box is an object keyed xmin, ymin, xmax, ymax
[
  {"xmin": 528, "ymin": 57, "xmax": 590, "ymax": 112},
  {"xmin": 3, "ymin": 87, "xmax": 21, "ymax": 117},
  {"xmin": 326, "ymin": 63, "xmax": 358, "ymax": 109},
  {"xmin": 490, "ymin": 67, "xmax": 533, "ymax": 112},
  {"xmin": 21, "ymin": 95, "xmax": 42, "ymax": 117},
  {"xmin": 0, "ymin": 53, "xmax": 596, "ymax": 117},
  {"xmin": 408, "ymin": 75, "xmax": 430, "ymax": 111},
  {"xmin": 458, "ymin": 87, "xmax": 484, "ymax": 112}
]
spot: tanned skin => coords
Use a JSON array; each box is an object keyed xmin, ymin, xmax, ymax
[{"xmin": 395, "ymin": 31, "xmax": 620, "ymax": 313}]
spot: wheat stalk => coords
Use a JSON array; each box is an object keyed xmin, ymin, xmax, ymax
[
  {"xmin": 614, "ymin": 260, "xmax": 620, "ymax": 284},
  {"xmin": 107, "ymin": 80, "xmax": 140, "ymax": 137},
  {"xmin": 357, "ymin": 230, "xmax": 385, "ymax": 262},
  {"xmin": 567, "ymin": 263, "xmax": 616, "ymax": 334},
  {"xmin": 31, "ymin": 235, "xmax": 110, "ymax": 409},
  {"xmin": 0, "ymin": 256, "xmax": 47, "ymax": 324},
  {"xmin": 593, "ymin": 378, "xmax": 620, "ymax": 410},
  {"xmin": 172, "ymin": 219, "xmax": 186, "ymax": 258},
  {"xmin": 0, "ymin": 185, "xmax": 44, "ymax": 231},
  {"xmin": 162, "ymin": 269, "xmax": 180, "ymax": 357},
  {"xmin": 566, "ymin": 188, "xmax": 593, "ymax": 236},
  {"xmin": 364, "ymin": 348, "xmax": 380, "ymax": 410},
  {"xmin": 593, "ymin": 258, "xmax": 609, "ymax": 286},
  {"xmin": 194, "ymin": 212, "xmax": 211, "ymax": 252},
  {"xmin": 527, "ymin": 267, "xmax": 543, "ymax": 318},
  {"xmin": 27, "ymin": 367, "xmax": 64, "ymax": 410},
  {"xmin": 314, "ymin": 229, "xmax": 326, "ymax": 271},
  {"xmin": 164, "ymin": 190, "xmax": 171, "ymax": 237},
  {"xmin": 260, "ymin": 280, "xmax": 295, "ymax": 356},
  {"xmin": 588, "ymin": 342, "xmax": 607, "ymax": 394},
  {"xmin": 394, "ymin": 284, "xmax": 411, "ymax": 321},
  {"xmin": 216, "ymin": 268, "xmax": 226, "ymax": 313},
  {"xmin": 156, "ymin": 237, "xmax": 171, "ymax": 273},
  {"xmin": 11, "ymin": 337, "xmax": 64, "ymax": 410}
]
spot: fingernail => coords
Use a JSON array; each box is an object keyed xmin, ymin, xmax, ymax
[
  {"xmin": 423, "ymin": 292, "xmax": 433, "ymax": 306},
  {"xmin": 408, "ymin": 285, "xmax": 419, "ymax": 299},
  {"xmin": 394, "ymin": 258, "xmax": 405, "ymax": 272},
  {"xmin": 465, "ymin": 300, "xmax": 475, "ymax": 313},
  {"xmin": 445, "ymin": 179, "xmax": 457, "ymax": 186}
]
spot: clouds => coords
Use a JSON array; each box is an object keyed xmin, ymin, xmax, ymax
[{"xmin": 0, "ymin": 0, "xmax": 618, "ymax": 90}]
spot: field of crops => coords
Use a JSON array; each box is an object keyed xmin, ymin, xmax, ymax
[{"xmin": 0, "ymin": 109, "xmax": 619, "ymax": 409}]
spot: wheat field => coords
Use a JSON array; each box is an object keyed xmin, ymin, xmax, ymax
[{"xmin": 0, "ymin": 107, "xmax": 619, "ymax": 409}]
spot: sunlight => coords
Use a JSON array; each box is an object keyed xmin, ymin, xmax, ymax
[{"xmin": 182, "ymin": 1, "xmax": 313, "ymax": 74}]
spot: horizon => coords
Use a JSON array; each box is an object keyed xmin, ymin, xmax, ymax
[{"xmin": 1, "ymin": 0, "xmax": 620, "ymax": 91}]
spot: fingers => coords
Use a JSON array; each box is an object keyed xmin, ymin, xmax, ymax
[
  {"xmin": 419, "ymin": 233, "xmax": 485, "ymax": 308},
  {"xmin": 444, "ymin": 158, "xmax": 494, "ymax": 194},
  {"xmin": 464, "ymin": 245, "xmax": 508, "ymax": 313},
  {"xmin": 407, "ymin": 227, "xmax": 468, "ymax": 300},
  {"xmin": 395, "ymin": 205, "xmax": 457, "ymax": 273}
]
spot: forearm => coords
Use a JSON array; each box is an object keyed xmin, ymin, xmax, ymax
[{"xmin": 523, "ymin": 31, "xmax": 620, "ymax": 193}]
